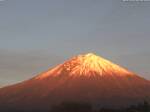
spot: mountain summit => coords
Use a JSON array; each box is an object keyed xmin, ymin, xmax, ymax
[
  {"xmin": 0, "ymin": 53, "xmax": 150, "ymax": 111},
  {"xmin": 36, "ymin": 53, "xmax": 132, "ymax": 79}
]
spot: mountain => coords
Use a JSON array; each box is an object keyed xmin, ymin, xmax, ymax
[{"xmin": 0, "ymin": 53, "xmax": 149, "ymax": 112}]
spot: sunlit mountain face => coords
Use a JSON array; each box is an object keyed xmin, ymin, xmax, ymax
[
  {"xmin": 36, "ymin": 53, "xmax": 132, "ymax": 79},
  {"xmin": 0, "ymin": 53, "xmax": 149, "ymax": 112}
]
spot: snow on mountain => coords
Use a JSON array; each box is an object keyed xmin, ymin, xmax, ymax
[
  {"xmin": 0, "ymin": 53, "xmax": 149, "ymax": 111},
  {"xmin": 35, "ymin": 53, "xmax": 133, "ymax": 79}
]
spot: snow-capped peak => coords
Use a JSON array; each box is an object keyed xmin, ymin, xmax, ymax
[{"xmin": 35, "ymin": 53, "xmax": 133, "ymax": 79}]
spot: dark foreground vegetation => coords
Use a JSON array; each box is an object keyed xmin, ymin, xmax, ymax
[
  {"xmin": 0, "ymin": 101, "xmax": 149, "ymax": 112},
  {"xmin": 50, "ymin": 101, "xmax": 150, "ymax": 112}
]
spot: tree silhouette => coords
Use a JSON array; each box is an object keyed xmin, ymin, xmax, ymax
[{"xmin": 50, "ymin": 102, "xmax": 92, "ymax": 112}]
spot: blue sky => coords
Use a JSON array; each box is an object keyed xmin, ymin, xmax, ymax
[{"xmin": 0, "ymin": 0, "xmax": 150, "ymax": 86}]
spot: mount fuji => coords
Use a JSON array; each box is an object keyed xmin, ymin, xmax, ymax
[{"xmin": 0, "ymin": 53, "xmax": 149, "ymax": 111}]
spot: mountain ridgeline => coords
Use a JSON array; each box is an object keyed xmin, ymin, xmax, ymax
[{"xmin": 0, "ymin": 53, "xmax": 149, "ymax": 112}]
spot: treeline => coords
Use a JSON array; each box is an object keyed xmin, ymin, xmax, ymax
[
  {"xmin": 0, "ymin": 101, "xmax": 149, "ymax": 112},
  {"xmin": 50, "ymin": 101, "xmax": 150, "ymax": 112}
]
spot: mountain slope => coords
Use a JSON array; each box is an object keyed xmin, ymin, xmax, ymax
[
  {"xmin": 35, "ymin": 53, "xmax": 133, "ymax": 79},
  {"xmin": 0, "ymin": 53, "xmax": 149, "ymax": 111}
]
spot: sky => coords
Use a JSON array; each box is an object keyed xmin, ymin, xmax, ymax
[{"xmin": 0, "ymin": 0, "xmax": 150, "ymax": 86}]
